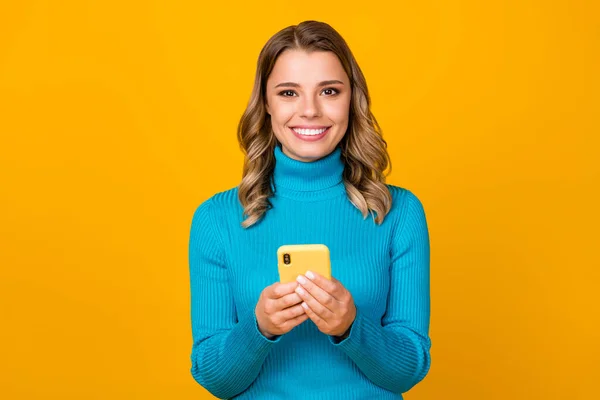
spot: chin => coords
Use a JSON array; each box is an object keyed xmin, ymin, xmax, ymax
[{"xmin": 288, "ymin": 143, "xmax": 334, "ymax": 161}]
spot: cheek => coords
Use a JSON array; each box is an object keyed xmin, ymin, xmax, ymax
[
  {"xmin": 268, "ymin": 100, "xmax": 295, "ymax": 122},
  {"xmin": 324, "ymin": 102, "xmax": 350, "ymax": 124}
]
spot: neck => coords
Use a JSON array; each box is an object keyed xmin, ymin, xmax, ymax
[{"xmin": 271, "ymin": 144, "xmax": 346, "ymax": 201}]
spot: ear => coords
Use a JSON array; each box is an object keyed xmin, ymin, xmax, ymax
[{"xmin": 265, "ymin": 102, "xmax": 270, "ymax": 116}]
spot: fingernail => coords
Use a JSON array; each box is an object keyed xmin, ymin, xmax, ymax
[
  {"xmin": 306, "ymin": 271, "xmax": 315, "ymax": 280},
  {"xmin": 296, "ymin": 275, "xmax": 307, "ymax": 284},
  {"xmin": 296, "ymin": 287, "xmax": 305, "ymax": 295},
  {"xmin": 301, "ymin": 302, "xmax": 308, "ymax": 310}
]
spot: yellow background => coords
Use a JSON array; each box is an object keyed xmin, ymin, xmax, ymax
[{"xmin": 1, "ymin": 0, "xmax": 598, "ymax": 398}]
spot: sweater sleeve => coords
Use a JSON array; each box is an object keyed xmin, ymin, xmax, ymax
[
  {"xmin": 328, "ymin": 190, "xmax": 432, "ymax": 394},
  {"xmin": 188, "ymin": 197, "xmax": 281, "ymax": 399}
]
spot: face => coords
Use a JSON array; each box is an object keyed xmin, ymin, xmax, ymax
[{"xmin": 265, "ymin": 49, "xmax": 351, "ymax": 162}]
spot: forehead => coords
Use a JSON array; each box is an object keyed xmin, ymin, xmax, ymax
[{"xmin": 267, "ymin": 50, "xmax": 348, "ymax": 86}]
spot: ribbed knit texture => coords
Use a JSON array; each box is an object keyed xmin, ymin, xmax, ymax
[{"xmin": 188, "ymin": 144, "xmax": 432, "ymax": 399}]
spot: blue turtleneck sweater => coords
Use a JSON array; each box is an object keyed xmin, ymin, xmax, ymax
[{"xmin": 188, "ymin": 145, "xmax": 432, "ymax": 399}]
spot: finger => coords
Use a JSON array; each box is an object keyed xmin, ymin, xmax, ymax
[
  {"xmin": 273, "ymin": 305, "xmax": 305, "ymax": 325},
  {"xmin": 305, "ymin": 271, "xmax": 345, "ymax": 300},
  {"xmin": 300, "ymin": 300, "xmax": 325, "ymax": 328},
  {"xmin": 277, "ymin": 292, "xmax": 303, "ymax": 310},
  {"xmin": 296, "ymin": 274, "xmax": 338, "ymax": 312},
  {"xmin": 269, "ymin": 281, "xmax": 299, "ymax": 299},
  {"xmin": 295, "ymin": 284, "xmax": 335, "ymax": 321},
  {"xmin": 281, "ymin": 313, "xmax": 309, "ymax": 331}
]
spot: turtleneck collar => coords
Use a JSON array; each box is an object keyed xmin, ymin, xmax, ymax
[{"xmin": 271, "ymin": 144, "xmax": 346, "ymax": 200}]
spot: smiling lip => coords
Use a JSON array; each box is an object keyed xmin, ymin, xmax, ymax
[
  {"xmin": 290, "ymin": 125, "xmax": 331, "ymax": 129},
  {"xmin": 289, "ymin": 126, "xmax": 331, "ymax": 142}
]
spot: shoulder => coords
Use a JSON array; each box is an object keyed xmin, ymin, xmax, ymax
[
  {"xmin": 191, "ymin": 186, "xmax": 240, "ymax": 224},
  {"xmin": 385, "ymin": 184, "xmax": 428, "ymax": 229},
  {"xmin": 190, "ymin": 186, "xmax": 240, "ymax": 244},
  {"xmin": 386, "ymin": 184, "xmax": 427, "ymax": 214}
]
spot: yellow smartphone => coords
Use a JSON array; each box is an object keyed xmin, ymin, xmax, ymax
[{"xmin": 277, "ymin": 244, "xmax": 332, "ymax": 284}]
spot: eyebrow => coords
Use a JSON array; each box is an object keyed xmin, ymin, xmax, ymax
[{"xmin": 274, "ymin": 80, "xmax": 345, "ymax": 89}]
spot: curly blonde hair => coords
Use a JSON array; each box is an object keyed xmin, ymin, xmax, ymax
[{"xmin": 237, "ymin": 20, "xmax": 393, "ymax": 228}]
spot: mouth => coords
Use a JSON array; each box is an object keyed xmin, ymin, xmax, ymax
[{"xmin": 289, "ymin": 126, "xmax": 331, "ymax": 141}]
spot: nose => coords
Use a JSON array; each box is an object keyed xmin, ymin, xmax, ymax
[{"xmin": 299, "ymin": 94, "xmax": 320, "ymax": 118}]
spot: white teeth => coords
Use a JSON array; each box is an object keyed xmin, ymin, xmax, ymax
[{"xmin": 292, "ymin": 127, "xmax": 328, "ymax": 136}]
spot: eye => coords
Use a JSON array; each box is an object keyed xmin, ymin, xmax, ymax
[
  {"xmin": 278, "ymin": 90, "xmax": 297, "ymax": 97},
  {"xmin": 277, "ymin": 88, "xmax": 340, "ymax": 97}
]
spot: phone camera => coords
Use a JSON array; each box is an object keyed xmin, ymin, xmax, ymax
[{"xmin": 283, "ymin": 253, "xmax": 291, "ymax": 265}]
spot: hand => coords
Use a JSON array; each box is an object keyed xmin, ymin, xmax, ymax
[
  {"xmin": 295, "ymin": 271, "xmax": 356, "ymax": 338},
  {"xmin": 255, "ymin": 280, "xmax": 308, "ymax": 339}
]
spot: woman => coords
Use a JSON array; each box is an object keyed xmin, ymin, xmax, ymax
[{"xmin": 189, "ymin": 20, "xmax": 431, "ymax": 399}]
